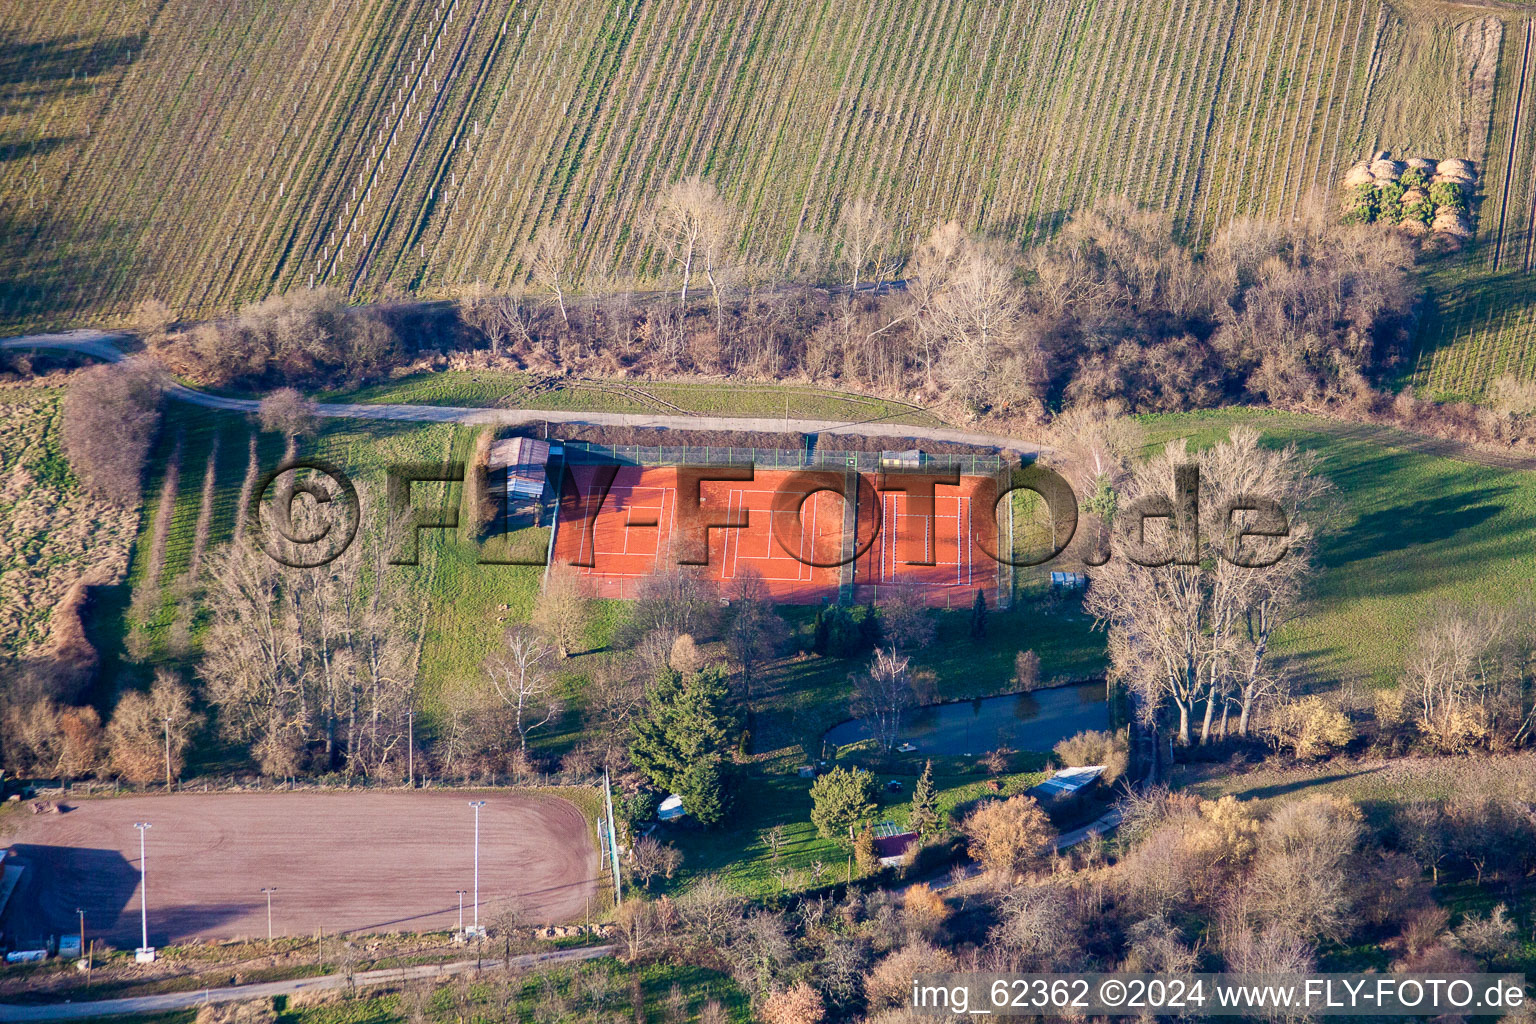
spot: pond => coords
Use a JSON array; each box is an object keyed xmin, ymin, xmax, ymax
[{"xmin": 822, "ymin": 681, "xmax": 1109, "ymax": 756}]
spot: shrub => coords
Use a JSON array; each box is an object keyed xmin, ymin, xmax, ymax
[
  {"xmin": 60, "ymin": 358, "xmax": 166, "ymax": 506},
  {"xmin": 1267, "ymin": 695, "xmax": 1355, "ymax": 759},
  {"xmin": 962, "ymin": 795, "xmax": 1053, "ymax": 877},
  {"xmin": 1342, "ymin": 182, "xmax": 1379, "ymax": 224},
  {"xmin": 1013, "ymin": 650, "xmax": 1042, "ymax": 691},
  {"xmin": 195, "ymin": 999, "xmax": 278, "ymax": 1024},
  {"xmin": 1052, "ymin": 728, "xmax": 1129, "ymax": 784},
  {"xmin": 462, "ymin": 429, "xmax": 499, "ymax": 534},
  {"xmin": 256, "ymin": 387, "xmax": 317, "ymax": 437},
  {"xmin": 1487, "ymin": 373, "xmax": 1536, "ymax": 416},
  {"xmin": 854, "ymin": 825, "xmax": 880, "ymax": 873},
  {"xmin": 761, "ymin": 983, "xmax": 824, "ymax": 1024},
  {"xmin": 1403, "ymin": 197, "xmax": 1434, "ymax": 226},
  {"xmin": 164, "ymin": 288, "xmax": 400, "ymax": 387},
  {"xmin": 1429, "ymin": 181, "xmax": 1466, "ymax": 214},
  {"xmin": 902, "ymin": 884, "xmax": 949, "ymax": 936},
  {"xmin": 1378, "ymin": 182, "xmax": 1405, "ymax": 222},
  {"xmin": 865, "ymin": 942, "xmax": 956, "ymax": 1009},
  {"xmin": 1453, "ymin": 904, "xmax": 1518, "ymax": 966}
]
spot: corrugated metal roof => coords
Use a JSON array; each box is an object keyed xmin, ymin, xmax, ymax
[
  {"xmin": 1033, "ymin": 765, "xmax": 1105, "ymax": 797},
  {"xmin": 489, "ymin": 437, "xmax": 551, "ymax": 479}
]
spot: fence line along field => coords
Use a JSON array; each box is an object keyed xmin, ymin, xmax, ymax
[
  {"xmin": 0, "ymin": 0, "xmax": 1521, "ymax": 333},
  {"xmin": 6, "ymin": 791, "xmax": 599, "ymax": 945}
]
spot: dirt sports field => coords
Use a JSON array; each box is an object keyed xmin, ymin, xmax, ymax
[
  {"xmin": 3, "ymin": 791, "xmax": 597, "ymax": 946},
  {"xmin": 554, "ymin": 466, "xmax": 1006, "ymax": 607}
]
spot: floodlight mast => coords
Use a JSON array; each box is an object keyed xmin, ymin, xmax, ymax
[
  {"xmin": 468, "ymin": 800, "xmax": 487, "ymax": 934},
  {"xmin": 133, "ymin": 822, "xmax": 152, "ymax": 958},
  {"xmin": 261, "ymin": 887, "xmax": 278, "ymax": 944}
]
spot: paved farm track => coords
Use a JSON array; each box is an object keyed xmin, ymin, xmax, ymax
[{"xmin": 5, "ymin": 791, "xmax": 598, "ymax": 945}]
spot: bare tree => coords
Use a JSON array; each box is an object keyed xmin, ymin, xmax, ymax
[
  {"xmin": 106, "ymin": 669, "xmax": 200, "ymax": 785},
  {"xmin": 1403, "ymin": 604, "xmax": 1533, "ymax": 751},
  {"xmin": 726, "ymin": 569, "xmax": 787, "ymax": 707},
  {"xmin": 834, "ymin": 198, "xmax": 894, "ymax": 292},
  {"xmin": 201, "ymin": 498, "xmax": 418, "ymax": 778},
  {"xmin": 652, "ymin": 175, "xmax": 733, "ymax": 309},
  {"xmin": 628, "ymin": 836, "xmax": 681, "ymax": 890},
  {"xmin": 527, "ymin": 223, "xmax": 575, "ymax": 325},
  {"xmin": 485, "ymin": 627, "xmax": 559, "ymax": 755},
  {"xmin": 257, "ymin": 387, "xmax": 317, "ymax": 437},
  {"xmin": 926, "ymin": 243, "xmax": 1032, "ymax": 411},
  {"xmin": 851, "ymin": 648, "xmax": 914, "ymax": 753},
  {"xmin": 877, "ymin": 587, "xmax": 935, "ymax": 652},
  {"xmin": 532, "ymin": 568, "xmax": 592, "ymax": 659},
  {"xmin": 457, "ymin": 284, "xmax": 535, "ymax": 357},
  {"xmin": 1086, "ymin": 427, "xmax": 1328, "ymax": 745}
]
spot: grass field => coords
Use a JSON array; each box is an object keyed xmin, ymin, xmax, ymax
[
  {"xmin": 659, "ymin": 765, "xmax": 1052, "ymax": 899},
  {"xmin": 116, "ymin": 400, "xmax": 547, "ymax": 731},
  {"xmin": 0, "ymin": 0, "xmax": 1518, "ymax": 334},
  {"xmin": 0, "ymin": 384, "xmax": 138, "ymax": 658},
  {"xmin": 118, "ymin": 399, "xmax": 1536, "ymax": 758},
  {"xmin": 312, "ymin": 370, "xmax": 945, "ymax": 426},
  {"xmin": 1139, "ymin": 407, "xmax": 1536, "ymax": 688}
]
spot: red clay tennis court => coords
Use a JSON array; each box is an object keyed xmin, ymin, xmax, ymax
[
  {"xmin": 851, "ymin": 477, "xmax": 1002, "ymax": 608},
  {"xmin": 553, "ymin": 465, "xmax": 1004, "ymax": 606}
]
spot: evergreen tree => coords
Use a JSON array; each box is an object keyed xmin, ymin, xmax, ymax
[
  {"xmin": 809, "ymin": 765, "xmax": 876, "ymax": 844},
  {"xmin": 910, "ymin": 759, "xmax": 939, "ymax": 837},
  {"xmin": 821, "ymin": 605, "xmax": 871, "ymax": 658},
  {"xmin": 678, "ymin": 756, "xmax": 729, "ymax": 829},
  {"xmin": 627, "ymin": 668, "xmax": 689, "ymax": 786},
  {"xmin": 859, "ymin": 602, "xmax": 882, "ymax": 648},
  {"xmin": 628, "ymin": 665, "xmax": 736, "ymax": 827},
  {"xmin": 813, "ymin": 608, "xmax": 829, "ymax": 655},
  {"xmin": 970, "ymin": 589, "xmax": 988, "ymax": 639}
]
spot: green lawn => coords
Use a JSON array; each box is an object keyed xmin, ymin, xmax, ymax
[
  {"xmin": 751, "ymin": 602, "xmax": 1107, "ymax": 761},
  {"xmin": 115, "ymin": 404, "xmax": 548, "ymax": 740},
  {"xmin": 310, "ymin": 371, "xmax": 945, "ymax": 427},
  {"xmin": 1135, "ymin": 408, "xmax": 1536, "ymax": 688},
  {"xmin": 657, "ymin": 765, "xmax": 1050, "ymax": 900}
]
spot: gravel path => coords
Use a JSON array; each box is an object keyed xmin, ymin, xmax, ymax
[{"xmin": 0, "ymin": 945, "xmax": 614, "ymax": 1021}]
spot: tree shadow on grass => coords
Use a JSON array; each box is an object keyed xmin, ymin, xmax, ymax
[
  {"xmin": 1321, "ymin": 487, "xmax": 1512, "ymax": 568},
  {"xmin": 1234, "ymin": 766, "xmax": 1384, "ymax": 803}
]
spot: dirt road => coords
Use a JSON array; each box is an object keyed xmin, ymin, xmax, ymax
[
  {"xmin": 6, "ymin": 791, "xmax": 597, "ymax": 946},
  {"xmin": 0, "ymin": 944, "xmax": 614, "ymax": 1022}
]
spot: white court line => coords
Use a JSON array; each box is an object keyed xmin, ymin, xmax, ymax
[
  {"xmin": 722, "ymin": 487, "xmax": 739, "ymax": 580},
  {"xmin": 660, "ymin": 483, "xmax": 677, "ymax": 573},
  {"xmin": 586, "ymin": 485, "xmax": 675, "ymax": 563}
]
